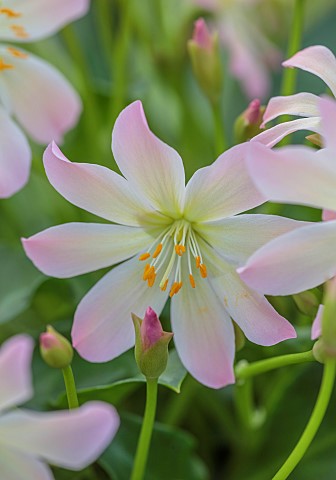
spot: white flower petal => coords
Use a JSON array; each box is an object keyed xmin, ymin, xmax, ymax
[
  {"xmin": 112, "ymin": 101, "xmax": 185, "ymax": 217},
  {"xmin": 239, "ymin": 221, "xmax": 336, "ymax": 295},
  {"xmin": 262, "ymin": 92, "xmax": 320, "ymax": 126},
  {"xmin": 0, "ymin": 335, "xmax": 33, "ymax": 412},
  {"xmin": 0, "ymin": 447, "xmax": 52, "ymax": 480},
  {"xmin": 252, "ymin": 116, "xmax": 321, "ymax": 147},
  {"xmin": 195, "ymin": 214, "xmax": 308, "ymax": 267},
  {"xmin": 0, "ymin": 402, "xmax": 119, "ymax": 470},
  {"xmin": 283, "ymin": 45, "xmax": 336, "ymax": 97},
  {"xmin": 0, "ymin": 47, "xmax": 81, "ymax": 143},
  {"xmin": 184, "ymin": 144, "xmax": 264, "ymax": 222},
  {"xmin": 0, "ymin": 106, "xmax": 31, "ymax": 198},
  {"xmin": 43, "ymin": 142, "xmax": 166, "ymax": 226},
  {"xmin": 171, "ymin": 263, "xmax": 235, "ymax": 389},
  {"xmin": 22, "ymin": 223, "xmax": 158, "ymax": 278},
  {"xmin": 72, "ymin": 255, "xmax": 169, "ymax": 362},
  {"xmin": 0, "ymin": 0, "xmax": 89, "ymax": 42},
  {"xmin": 247, "ymin": 142, "xmax": 336, "ymax": 211}
]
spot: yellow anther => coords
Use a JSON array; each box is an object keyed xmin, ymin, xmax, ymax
[
  {"xmin": 142, "ymin": 264, "xmax": 151, "ymax": 280},
  {"xmin": 139, "ymin": 252, "xmax": 150, "ymax": 261},
  {"xmin": 169, "ymin": 281, "xmax": 183, "ymax": 298},
  {"xmin": 7, "ymin": 47, "xmax": 28, "ymax": 59},
  {"xmin": 0, "ymin": 58, "xmax": 13, "ymax": 70},
  {"xmin": 152, "ymin": 243, "xmax": 162, "ymax": 258},
  {"xmin": 189, "ymin": 274, "xmax": 196, "ymax": 288},
  {"xmin": 147, "ymin": 271, "xmax": 156, "ymax": 287},
  {"xmin": 10, "ymin": 25, "xmax": 29, "ymax": 38},
  {"xmin": 175, "ymin": 244, "xmax": 186, "ymax": 256},
  {"xmin": 0, "ymin": 8, "xmax": 21, "ymax": 17},
  {"xmin": 160, "ymin": 279, "xmax": 169, "ymax": 291},
  {"xmin": 199, "ymin": 264, "xmax": 207, "ymax": 278},
  {"xmin": 195, "ymin": 256, "xmax": 201, "ymax": 268}
]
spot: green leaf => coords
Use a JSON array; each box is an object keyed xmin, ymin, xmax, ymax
[{"xmin": 99, "ymin": 412, "xmax": 209, "ymax": 480}]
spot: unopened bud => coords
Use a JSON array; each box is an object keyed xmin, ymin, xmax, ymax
[
  {"xmin": 293, "ymin": 290, "xmax": 319, "ymax": 316},
  {"xmin": 321, "ymin": 277, "xmax": 336, "ymax": 353},
  {"xmin": 132, "ymin": 307, "xmax": 173, "ymax": 379},
  {"xmin": 188, "ymin": 18, "xmax": 222, "ymax": 105},
  {"xmin": 233, "ymin": 321, "xmax": 245, "ymax": 351},
  {"xmin": 234, "ymin": 99, "xmax": 265, "ymax": 143},
  {"xmin": 40, "ymin": 325, "xmax": 73, "ymax": 369}
]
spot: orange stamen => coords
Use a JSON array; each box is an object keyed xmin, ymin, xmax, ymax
[
  {"xmin": 139, "ymin": 252, "xmax": 150, "ymax": 261},
  {"xmin": 169, "ymin": 281, "xmax": 183, "ymax": 298},
  {"xmin": 0, "ymin": 8, "xmax": 21, "ymax": 17},
  {"xmin": 142, "ymin": 264, "xmax": 151, "ymax": 280},
  {"xmin": 160, "ymin": 279, "xmax": 169, "ymax": 291},
  {"xmin": 7, "ymin": 47, "xmax": 28, "ymax": 59},
  {"xmin": 147, "ymin": 271, "xmax": 156, "ymax": 287},
  {"xmin": 175, "ymin": 244, "xmax": 186, "ymax": 256},
  {"xmin": 189, "ymin": 274, "xmax": 196, "ymax": 288},
  {"xmin": 195, "ymin": 256, "xmax": 201, "ymax": 268},
  {"xmin": 199, "ymin": 264, "xmax": 207, "ymax": 278},
  {"xmin": 152, "ymin": 243, "xmax": 162, "ymax": 258},
  {"xmin": 10, "ymin": 25, "xmax": 29, "ymax": 38},
  {"xmin": 0, "ymin": 58, "xmax": 13, "ymax": 70}
]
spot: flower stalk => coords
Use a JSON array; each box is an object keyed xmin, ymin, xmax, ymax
[{"xmin": 62, "ymin": 364, "xmax": 79, "ymax": 409}]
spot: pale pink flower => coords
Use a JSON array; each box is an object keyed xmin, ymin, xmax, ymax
[
  {"xmin": 193, "ymin": 0, "xmax": 281, "ymax": 99},
  {"xmin": 0, "ymin": 334, "xmax": 119, "ymax": 479},
  {"xmin": 22, "ymin": 101, "xmax": 304, "ymax": 388},
  {"xmin": 254, "ymin": 45, "xmax": 336, "ymax": 147},
  {"xmin": 0, "ymin": 0, "xmax": 90, "ymax": 198},
  {"xmin": 239, "ymin": 96, "xmax": 336, "ymax": 295}
]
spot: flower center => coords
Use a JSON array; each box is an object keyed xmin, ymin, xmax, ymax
[{"xmin": 139, "ymin": 220, "xmax": 207, "ymax": 297}]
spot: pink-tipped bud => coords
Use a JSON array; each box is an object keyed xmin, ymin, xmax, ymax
[
  {"xmin": 192, "ymin": 18, "xmax": 213, "ymax": 51},
  {"xmin": 188, "ymin": 18, "xmax": 222, "ymax": 104},
  {"xmin": 40, "ymin": 325, "xmax": 73, "ymax": 369},
  {"xmin": 132, "ymin": 308, "xmax": 173, "ymax": 379},
  {"xmin": 234, "ymin": 99, "xmax": 265, "ymax": 143}
]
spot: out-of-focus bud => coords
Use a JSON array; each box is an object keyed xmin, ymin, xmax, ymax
[
  {"xmin": 40, "ymin": 325, "xmax": 73, "ymax": 369},
  {"xmin": 188, "ymin": 18, "xmax": 222, "ymax": 105},
  {"xmin": 293, "ymin": 290, "xmax": 319, "ymax": 316},
  {"xmin": 312, "ymin": 278, "xmax": 336, "ymax": 363},
  {"xmin": 233, "ymin": 321, "xmax": 245, "ymax": 352},
  {"xmin": 234, "ymin": 99, "xmax": 265, "ymax": 143},
  {"xmin": 132, "ymin": 307, "xmax": 173, "ymax": 379}
]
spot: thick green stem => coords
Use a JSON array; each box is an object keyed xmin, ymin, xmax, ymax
[
  {"xmin": 236, "ymin": 350, "xmax": 315, "ymax": 380},
  {"xmin": 62, "ymin": 365, "xmax": 79, "ymax": 409},
  {"xmin": 211, "ymin": 100, "xmax": 227, "ymax": 156},
  {"xmin": 131, "ymin": 378, "xmax": 158, "ymax": 480},
  {"xmin": 273, "ymin": 359, "xmax": 336, "ymax": 480}
]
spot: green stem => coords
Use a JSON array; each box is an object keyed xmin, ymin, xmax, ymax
[
  {"xmin": 211, "ymin": 100, "xmax": 227, "ymax": 156},
  {"xmin": 281, "ymin": 0, "xmax": 306, "ymax": 97},
  {"xmin": 236, "ymin": 350, "xmax": 315, "ymax": 380},
  {"xmin": 131, "ymin": 378, "xmax": 158, "ymax": 480},
  {"xmin": 272, "ymin": 359, "xmax": 336, "ymax": 480},
  {"xmin": 62, "ymin": 365, "xmax": 79, "ymax": 409}
]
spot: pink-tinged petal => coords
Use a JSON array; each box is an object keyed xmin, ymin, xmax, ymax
[
  {"xmin": 247, "ymin": 142, "xmax": 336, "ymax": 211},
  {"xmin": 192, "ymin": 18, "xmax": 213, "ymax": 51},
  {"xmin": 239, "ymin": 221, "xmax": 336, "ymax": 295},
  {"xmin": 0, "ymin": 0, "xmax": 89, "ymax": 42},
  {"xmin": 0, "ymin": 402, "xmax": 119, "ymax": 470},
  {"xmin": 0, "ymin": 335, "xmax": 34, "ymax": 412},
  {"xmin": 312, "ymin": 305, "xmax": 323, "ymax": 340},
  {"xmin": 319, "ymin": 96, "xmax": 336, "ymax": 151},
  {"xmin": 72, "ymin": 255, "xmax": 169, "ymax": 362},
  {"xmin": 323, "ymin": 209, "xmax": 336, "ymax": 221},
  {"xmin": 0, "ymin": 48, "xmax": 81, "ymax": 143},
  {"xmin": 43, "ymin": 142, "xmax": 165, "ymax": 226},
  {"xmin": 262, "ymin": 92, "xmax": 320, "ymax": 127},
  {"xmin": 0, "ymin": 106, "xmax": 31, "ymax": 198},
  {"xmin": 195, "ymin": 214, "xmax": 308, "ymax": 267},
  {"xmin": 252, "ymin": 116, "xmax": 321, "ymax": 147},
  {"xmin": 0, "ymin": 447, "xmax": 52, "ymax": 480},
  {"xmin": 112, "ymin": 101, "xmax": 185, "ymax": 217},
  {"xmin": 203, "ymin": 244, "xmax": 296, "ymax": 345},
  {"xmin": 22, "ymin": 223, "xmax": 157, "ymax": 278},
  {"xmin": 184, "ymin": 144, "xmax": 264, "ymax": 223},
  {"xmin": 283, "ymin": 45, "xmax": 336, "ymax": 97},
  {"xmin": 141, "ymin": 307, "xmax": 164, "ymax": 350},
  {"xmin": 171, "ymin": 267, "xmax": 235, "ymax": 389}
]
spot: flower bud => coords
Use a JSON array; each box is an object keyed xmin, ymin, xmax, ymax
[
  {"xmin": 233, "ymin": 321, "xmax": 245, "ymax": 351},
  {"xmin": 234, "ymin": 99, "xmax": 265, "ymax": 143},
  {"xmin": 40, "ymin": 325, "xmax": 73, "ymax": 369},
  {"xmin": 132, "ymin": 307, "xmax": 173, "ymax": 379},
  {"xmin": 188, "ymin": 18, "xmax": 222, "ymax": 105},
  {"xmin": 312, "ymin": 279, "xmax": 336, "ymax": 363},
  {"xmin": 293, "ymin": 290, "xmax": 319, "ymax": 316}
]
